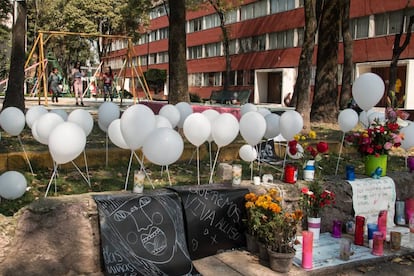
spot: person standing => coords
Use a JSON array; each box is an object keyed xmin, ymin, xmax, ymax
[
  {"xmin": 48, "ymin": 67, "xmax": 61, "ymax": 103},
  {"xmin": 72, "ymin": 62, "xmax": 84, "ymax": 106},
  {"xmin": 102, "ymin": 66, "xmax": 114, "ymax": 102}
]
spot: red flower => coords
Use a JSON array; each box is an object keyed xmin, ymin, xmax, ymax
[{"xmin": 316, "ymin": 142, "xmax": 329, "ymax": 153}]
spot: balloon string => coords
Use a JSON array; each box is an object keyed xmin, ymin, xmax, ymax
[
  {"xmin": 250, "ymin": 161, "xmax": 253, "ymax": 181},
  {"xmin": 71, "ymin": 160, "xmax": 90, "ymax": 187},
  {"xmin": 18, "ymin": 135, "xmax": 34, "ymax": 176},
  {"xmin": 105, "ymin": 133, "xmax": 108, "ymax": 168},
  {"xmin": 335, "ymin": 133, "xmax": 345, "ymax": 175},
  {"xmin": 208, "ymin": 141, "xmax": 213, "ymax": 173},
  {"xmin": 166, "ymin": 165, "xmax": 172, "ymax": 186},
  {"xmin": 209, "ymin": 147, "xmax": 220, "ymax": 184},
  {"xmin": 197, "ymin": 147, "xmax": 200, "ymax": 185},
  {"xmin": 45, "ymin": 162, "xmax": 58, "ymax": 197},
  {"xmin": 281, "ymin": 146, "xmax": 288, "ymax": 180},
  {"xmin": 133, "ymin": 151, "xmax": 154, "ymax": 189},
  {"xmin": 83, "ymin": 150, "xmax": 91, "ymax": 186},
  {"xmin": 124, "ymin": 151, "xmax": 134, "ymax": 190}
]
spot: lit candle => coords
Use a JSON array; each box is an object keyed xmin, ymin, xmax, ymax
[{"xmin": 302, "ymin": 231, "xmax": 313, "ymax": 269}]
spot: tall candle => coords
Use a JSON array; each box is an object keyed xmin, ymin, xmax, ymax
[
  {"xmin": 377, "ymin": 210, "xmax": 387, "ymax": 239},
  {"xmin": 302, "ymin": 231, "xmax": 313, "ymax": 269},
  {"xmin": 372, "ymin": 231, "xmax": 384, "ymax": 256},
  {"xmin": 354, "ymin": 216, "xmax": 365, "ymax": 246}
]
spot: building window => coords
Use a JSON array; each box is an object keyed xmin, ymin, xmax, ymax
[
  {"xmin": 351, "ymin": 16, "xmax": 369, "ymax": 39},
  {"xmin": 188, "ymin": 17, "xmax": 203, "ymax": 33},
  {"xmin": 149, "ymin": 4, "xmax": 168, "ymax": 19},
  {"xmin": 241, "ymin": 0, "xmax": 267, "ymax": 21},
  {"xmin": 269, "ymin": 29, "xmax": 295, "ymax": 49},
  {"xmin": 139, "ymin": 56, "xmax": 147, "ymax": 67},
  {"xmin": 149, "ymin": 53, "xmax": 156, "ymax": 65},
  {"xmin": 205, "ymin": 42, "xmax": 221, "ymax": 57},
  {"xmin": 375, "ymin": 10, "xmax": 409, "ymax": 36},
  {"xmin": 158, "ymin": 27, "xmax": 169, "ymax": 40},
  {"xmin": 270, "ymin": 0, "xmax": 296, "ymax": 14},
  {"xmin": 189, "ymin": 73, "xmax": 203, "ymax": 87},
  {"xmin": 226, "ymin": 10, "xmax": 238, "ymax": 24},
  {"xmin": 158, "ymin": 52, "xmax": 169, "ymax": 64},
  {"xmin": 203, "ymin": 72, "xmax": 222, "ymax": 86},
  {"xmin": 188, "ymin": 45, "xmax": 203, "ymax": 59},
  {"xmin": 205, "ymin": 13, "xmax": 220, "ymax": 29},
  {"xmin": 229, "ymin": 40, "xmax": 237, "ymax": 55},
  {"xmin": 227, "ymin": 71, "xmax": 236, "ymax": 86},
  {"xmin": 239, "ymin": 37, "xmax": 252, "ymax": 53},
  {"xmin": 296, "ymin": 27, "xmax": 304, "ymax": 47},
  {"xmin": 236, "ymin": 70, "xmax": 243, "ymax": 86},
  {"xmin": 252, "ymin": 35, "xmax": 266, "ymax": 51}
]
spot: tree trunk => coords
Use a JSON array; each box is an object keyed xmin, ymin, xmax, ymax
[
  {"xmin": 168, "ymin": 0, "xmax": 189, "ymax": 104},
  {"xmin": 339, "ymin": 0, "xmax": 353, "ymax": 109},
  {"xmin": 293, "ymin": 0, "xmax": 317, "ymax": 134},
  {"xmin": 3, "ymin": 1, "xmax": 26, "ymax": 112},
  {"xmin": 311, "ymin": 0, "xmax": 340, "ymax": 123},
  {"xmin": 388, "ymin": 10, "xmax": 414, "ymax": 109}
]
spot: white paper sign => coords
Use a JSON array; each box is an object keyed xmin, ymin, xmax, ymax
[{"xmin": 348, "ymin": 176, "xmax": 396, "ymax": 228}]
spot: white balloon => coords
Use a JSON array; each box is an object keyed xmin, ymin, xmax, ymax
[
  {"xmin": 338, "ymin": 109, "xmax": 359, "ymax": 132},
  {"xmin": 120, "ymin": 104, "xmax": 156, "ymax": 150},
  {"xmin": 50, "ymin": 109, "xmax": 68, "ymax": 121},
  {"xmin": 211, "ymin": 113, "xmax": 239, "ymax": 148},
  {"xmin": 239, "ymin": 111, "xmax": 266, "ymax": 145},
  {"xmin": 175, "ymin": 102, "xmax": 193, "ymax": 128},
  {"xmin": 0, "ymin": 107, "xmax": 25, "ymax": 136},
  {"xmin": 155, "ymin": 115, "xmax": 173, "ymax": 129},
  {"xmin": 67, "ymin": 109, "xmax": 94, "ymax": 136},
  {"xmin": 31, "ymin": 120, "xmax": 41, "ymax": 142},
  {"xmin": 26, "ymin": 105, "xmax": 48, "ymax": 129},
  {"xmin": 239, "ymin": 144, "xmax": 258, "ymax": 162},
  {"xmin": 240, "ymin": 103, "xmax": 257, "ymax": 117},
  {"xmin": 279, "ymin": 110, "xmax": 303, "ymax": 140},
  {"xmin": 400, "ymin": 122, "xmax": 414, "ymax": 150},
  {"xmin": 0, "ymin": 171, "xmax": 27, "ymax": 200},
  {"xmin": 183, "ymin": 113, "xmax": 211, "ymax": 147},
  {"xmin": 35, "ymin": 113, "xmax": 64, "ymax": 145},
  {"xmin": 202, "ymin": 109, "xmax": 220, "ymax": 143},
  {"xmin": 48, "ymin": 122, "xmax": 86, "ymax": 164},
  {"xmin": 108, "ymin": 119, "xmax": 129, "ymax": 150},
  {"xmin": 159, "ymin": 104, "xmax": 180, "ymax": 128},
  {"xmin": 352, "ymin": 73, "xmax": 385, "ymax": 111},
  {"xmin": 98, "ymin": 102, "xmax": 120, "ymax": 132},
  {"xmin": 142, "ymin": 128, "xmax": 184, "ymax": 166},
  {"xmin": 257, "ymin": 107, "xmax": 271, "ymax": 117},
  {"xmin": 264, "ymin": 113, "xmax": 280, "ymax": 139}
]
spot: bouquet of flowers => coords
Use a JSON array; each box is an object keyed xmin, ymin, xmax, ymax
[
  {"xmin": 244, "ymin": 189, "xmax": 303, "ymax": 253},
  {"xmin": 300, "ymin": 180, "xmax": 335, "ymax": 218},
  {"xmin": 345, "ymin": 114, "xmax": 403, "ymax": 157}
]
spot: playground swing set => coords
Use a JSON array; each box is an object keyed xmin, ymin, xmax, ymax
[{"xmin": 24, "ymin": 30, "xmax": 152, "ymax": 106}]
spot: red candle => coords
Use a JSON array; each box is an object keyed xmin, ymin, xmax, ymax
[
  {"xmin": 354, "ymin": 216, "xmax": 365, "ymax": 246},
  {"xmin": 372, "ymin": 231, "xmax": 384, "ymax": 256},
  {"xmin": 377, "ymin": 210, "xmax": 387, "ymax": 239},
  {"xmin": 302, "ymin": 231, "xmax": 313, "ymax": 269}
]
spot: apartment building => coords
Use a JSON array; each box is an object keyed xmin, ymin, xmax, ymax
[{"xmin": 104, "ymin": 0, "xmax": 414, "ymax": 109}]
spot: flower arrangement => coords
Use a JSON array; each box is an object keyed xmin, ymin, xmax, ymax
[
  {"xmin": 345, "ymin": 116, "xmax": 402, "ymax": 157},
  {"xmin": 244, "ymin": 189, "xmax": 303, "ymax": 253},
  {"xmin": 300, "ymin": 180, "xmax": 335, "ymax": 218},
  {"xmin": 287, "ymin": 140, "xmax": 329, "ymax": 162}
]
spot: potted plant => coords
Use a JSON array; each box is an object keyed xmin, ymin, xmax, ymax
[
  {"xmin": 300, "ymin": 180, "xmax": 336, "ymax": 240},
  {"xmin": 345, "ymin": 108, "xmax": 404, "ymax": 177},
  {"xmin": 244, "ymin": 188, "xmax": 303, "ymax": 272}
]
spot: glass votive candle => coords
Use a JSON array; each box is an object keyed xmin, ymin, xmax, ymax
[
  {"xmin": 332, "ymin": 220, "xmax": 342, "ymax": 238},
  {"xmin": 367, "ymin": 223, "xmax": 378, "ymax": 248},
  {"xmin": 372, "ymin": 231, "xmax": 384, "ymax": 256}
]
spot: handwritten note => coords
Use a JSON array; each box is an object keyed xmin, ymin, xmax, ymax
[{"xmin": 348, "ymin": 176, "xmax": 396, "ymax": 228}]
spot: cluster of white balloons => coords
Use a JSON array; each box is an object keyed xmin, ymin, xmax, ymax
[
  {"xmin": 236, "ymin": 103, "xmax": 303, "ymax": 162},
  {"xmin": 24, "ymin": 105, "xmax": 88, "ymax": 165},
  {"xmin": 0, "ymin": 171, "xmax": 27, "ymax": 200},
  {"xmin": 106, "ymin": 102, "xmax": 194, "ymax": 167}
]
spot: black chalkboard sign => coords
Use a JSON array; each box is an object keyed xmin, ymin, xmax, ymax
[
  {"xmin": 94, "ymin": 190, "xmax": 199, "ymax": 276},
  {"xmin": 169, "ymin": 185, "xmax": 248, "ymax": 260}
]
